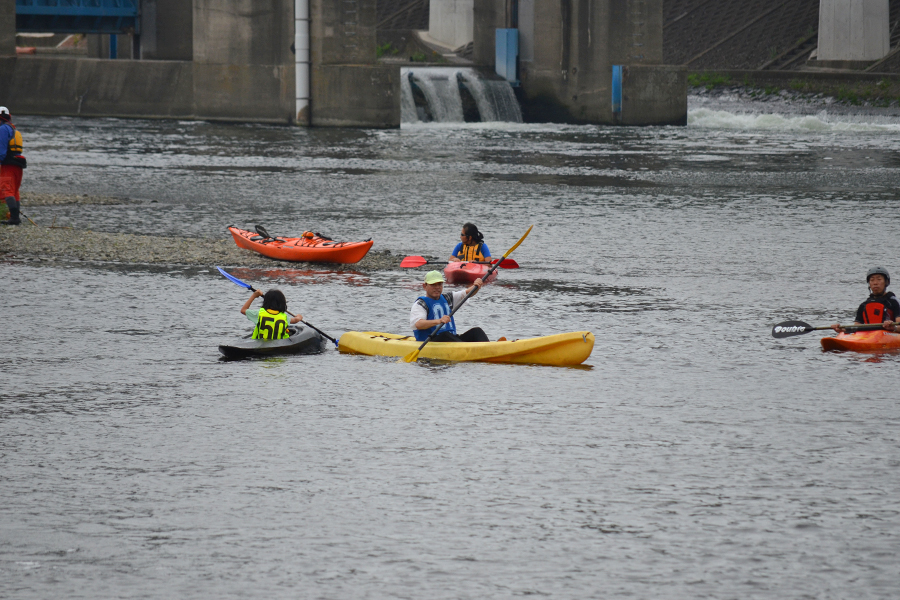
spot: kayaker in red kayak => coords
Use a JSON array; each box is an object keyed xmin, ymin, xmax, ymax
[
  {"xmin": 449, "ymin": 223, "xmax": 491, "ymax": 263},
  {"xmin": 241, "ymin": 289, "xmax": 303, "ymax": 340},
  {"xmin": 831, "ymin": 267, "xmax": 900, "ymax": 333},
  {"xmin": 411, "ymin": 270, "xmax": 489, "ymax": 342}
]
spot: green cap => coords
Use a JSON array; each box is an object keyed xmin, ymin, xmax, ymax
[{"xmin": 424, "ymin": 270, "xmax": 445, "ymax": 284}]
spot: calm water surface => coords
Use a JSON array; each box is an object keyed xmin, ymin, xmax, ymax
[{"xmin": 2, "ymin": 101, "xmax": 899, "ymax": 599}]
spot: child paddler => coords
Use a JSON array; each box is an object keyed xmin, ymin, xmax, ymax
[
  {"xmin": 241, "ymin": 289, "xmax": 303, "ymax": 340},
  {"xmin": 448, "ymin": 222, "xmax": 491, "ymax": 263},
  {"xmin": 411, "ymin": 270, "xmax": 489, "ymax": 342},
  {"xmin": 831, "ymin": 266, "xmax": 900, "ymax": 333}
]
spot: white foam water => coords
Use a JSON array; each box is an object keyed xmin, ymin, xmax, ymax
[
  {"xmin": 689, "ymin": 107, "xmax": 900, "ymax": 133},
  {"xmin": 401, "ymin": 67, "xmax": 522, "ymax": 124}
]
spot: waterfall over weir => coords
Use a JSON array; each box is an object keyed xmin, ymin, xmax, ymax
[{"xmin": 401, "ymin": 67, "xmax": 523, "ymax": 124}]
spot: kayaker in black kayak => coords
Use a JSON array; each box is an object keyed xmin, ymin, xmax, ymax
[
  {"xmin": 449, "ymin": 223, "xmax": 491, "ymax": 263},
  {"xmin": 241, "ymin": 289, "xmax": 303, "ymax": 340},
  {"xmin": 411, "ymin": 270, "xmax": 489, "ymax": 342},
  {"xmin": 831, "ymin": 266, "xmax": 900, "ymax": 333}
]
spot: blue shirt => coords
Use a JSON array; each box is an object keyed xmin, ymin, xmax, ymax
[{"xmin": 0, "ymin": 124, "xmax": 13, "ymax": 162}]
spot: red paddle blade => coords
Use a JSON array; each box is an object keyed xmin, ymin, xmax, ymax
[
  {"xmin": 491, "ymin": 258, "xmax": 519, "ymax": 268},
  {"xmin": 400, "ymin": 255, "xmax": 428, "ymax": 268}
]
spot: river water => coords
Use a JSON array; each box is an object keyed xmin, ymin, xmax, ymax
[{"xmin": 2, "ymin": 98, "xmax": 899, "ymax": 599}]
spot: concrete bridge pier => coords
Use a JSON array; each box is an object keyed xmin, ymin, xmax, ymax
[
  {"xmin": 474, "ymin": 0, "xmax": 686, "ymax": 125},
  {"xmin": 309, "ymin": 0, "xmax": 400, "ymax": 126},
  {"xmin": 817, "ymin": 0, "xmax": 890, "ymax": 68}
]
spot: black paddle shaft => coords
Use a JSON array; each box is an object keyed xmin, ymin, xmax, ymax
[{"xmin": 772, "ymin": 320, "xmax": 892, "ymax": 338}]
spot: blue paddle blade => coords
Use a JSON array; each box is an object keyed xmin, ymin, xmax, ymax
[{"xmin": 217, "ymin": 266, "xmax": 253, "ymax": 290}]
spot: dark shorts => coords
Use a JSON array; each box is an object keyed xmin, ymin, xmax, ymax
[{"xmin": 432, "ymin": 327, "xmax": 490, "ymax": 343}]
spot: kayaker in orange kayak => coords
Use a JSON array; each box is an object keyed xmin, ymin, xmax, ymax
[
  {"xmin": 449, "ymin": 223, "xmax": 491, "ymax": 263},
  {"xmin": 241, "ymin": 289, "xmax": 303, "ymax": 340},
  {"xmin": 831, "ymin": 267, "xmax": 900, "ymax": 333},
  {"xmin": 410, "ymin": 270, "xmax": 489, "ymax": 342}
]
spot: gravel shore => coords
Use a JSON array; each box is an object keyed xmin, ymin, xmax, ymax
[
  {"xmin": 0, "ymin": 195, "xmax": 404, "ymax": 271},
  {"xmin": 19, "ymin": 192, "xmax": 139, "ymax": 206}
]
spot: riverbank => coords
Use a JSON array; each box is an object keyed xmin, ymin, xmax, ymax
[
  {"xmin": 1, "ymin": 193, "xmax": 414, "ymax": 270},
  {"xmin": 0, "ymin": 221, "xmax": 401, "ymax": 271},
  {"xmin": 689, "ymin": 70, "xmax": 900, "ymax": 115},
  {"xmin": 19, "ymin": 192, "xmax": 139, "ymax": 206}
]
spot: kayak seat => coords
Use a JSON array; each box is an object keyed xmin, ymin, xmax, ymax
[{"xmin": 250, "ymin": 236, "xmax": 265, "ymax": 241}]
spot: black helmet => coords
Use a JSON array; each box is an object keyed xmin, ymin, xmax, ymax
[{"xmin": 866, "ymin": 266, "xmax": 890, "ymax": 286}]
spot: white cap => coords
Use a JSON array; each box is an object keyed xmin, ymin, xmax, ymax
[{"xmin": 0, "ymin": 107, "xmax": 8, "ymax": 116}]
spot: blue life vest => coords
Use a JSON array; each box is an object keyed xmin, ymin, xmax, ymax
[{"xmin": 414, "ymin": 293, "xmax": 457, "ymax": 341}]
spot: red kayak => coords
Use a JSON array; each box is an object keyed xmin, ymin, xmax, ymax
[
  {"xmin": 821, "ymin": 329, "xmax": 900, "ymax": 352},
  {"xmin": 443, "ymin": 261, "xmax": 499, "ymax": 285},
  {"xmin": 228, "ymin": 226, "xmax": 373, "ymax": 264}
]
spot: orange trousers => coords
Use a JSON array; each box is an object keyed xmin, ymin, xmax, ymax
[{"xmin": 0, "ymin": 164, "xmax": 23, "ymax": 202}]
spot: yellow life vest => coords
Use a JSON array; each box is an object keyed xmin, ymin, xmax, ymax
[
  {"xmin": 253, "ymin": 308, "xmax": 290, "ymax": 340},
  {"xmin": 455, "ymin": 243, "xmax": 486, "ymax": 262},
  {"xmin": 5, "ymin": 124, "xmax": 22, "ymax": 155}
]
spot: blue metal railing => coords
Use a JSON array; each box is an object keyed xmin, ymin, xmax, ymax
[{"xmin": 16, "ymin": 0, "xmax": 140, "ymax": 34}]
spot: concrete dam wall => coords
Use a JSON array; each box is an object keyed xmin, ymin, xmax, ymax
[{"xmin": 0, "ymin": 0, "xmax": 687, "ymax": 127}]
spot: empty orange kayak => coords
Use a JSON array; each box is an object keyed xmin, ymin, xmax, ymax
[
  {"xmin": 443, "ymin": 261, "xmax": 499, "ymax": 285},
  {"xmin": 228, "ymin": 226, "xmax": 373, "ymax": 264},
  {"xmin": 821, "ymin": 329, "xmax": 900, "ymax": 352}
]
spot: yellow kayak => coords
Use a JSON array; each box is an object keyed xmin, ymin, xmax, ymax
[{"xmin": 338, "ymin": 331, "xmax": 595, "ymax": 366}]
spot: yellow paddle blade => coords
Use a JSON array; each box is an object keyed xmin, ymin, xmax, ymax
[
  {"xmin": 502, "ymin": 224, "xmax": 533, "ymax": 259},
  {"xmin": 402, "ymin": 348, "xmax": 421, "ymax": 363}
]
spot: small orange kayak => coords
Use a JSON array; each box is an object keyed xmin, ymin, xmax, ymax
[
  {"xmin": 228, "ymin": 226, "xmax": 373, "ymax": 264},
  {"xmin": 821, "ymin": 329, "xmax": 900, "ymax": 352},
  {"xmin": 443, "ymin": 261, "xmax": 499, "ymax": 285}
]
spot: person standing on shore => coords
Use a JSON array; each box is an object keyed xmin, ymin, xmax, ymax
[{"xmin": 0, "ymin": 107, "xmax": 27, "ymax": 226}]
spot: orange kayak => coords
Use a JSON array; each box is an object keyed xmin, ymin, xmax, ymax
[
  {"xmin": 443, "ymin": 261, "xmax": 499, "ymax": 285},
  {"xmin": 228, "ymin": 227, "xmax": 373, "ymax": 264},
  {"xmin": 821, "ymin": 329, "xmax": 900, "ymax": 352}
]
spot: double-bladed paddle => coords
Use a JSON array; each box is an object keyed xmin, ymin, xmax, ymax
[
  {"xmin": 771, "ymin": 320, "xmax": 891, "ymax": 338},
  {"xmin": 402, "ymin": 225, "xmax": 533, "ymax": 363},
  {"xmin": 399, "ymin": 256, "xmax": 519, "ymax": 269},
  {"xmin": 216, "ymin": 266, "xmax": 339, "ymax": 348}
]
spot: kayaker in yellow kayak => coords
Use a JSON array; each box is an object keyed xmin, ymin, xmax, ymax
[
  {"xmin": 411, "ymin": 270, "xmax": 489, "ymax": 342},
  {"xmin": 241, "ymin": 289, "xmax": 303, "ymax": 340},
  {"xmin": 449, "ymin": 223, "xmax": 491, "ymax": 263},
  {"xmin": 831, "ymin": 266, "xmax": 900, "ymax": 333}
]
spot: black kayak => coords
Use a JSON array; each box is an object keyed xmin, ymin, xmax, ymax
[{"xmin": 219, "ymin": 324, "xmax": 327, "ymax": 359}]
